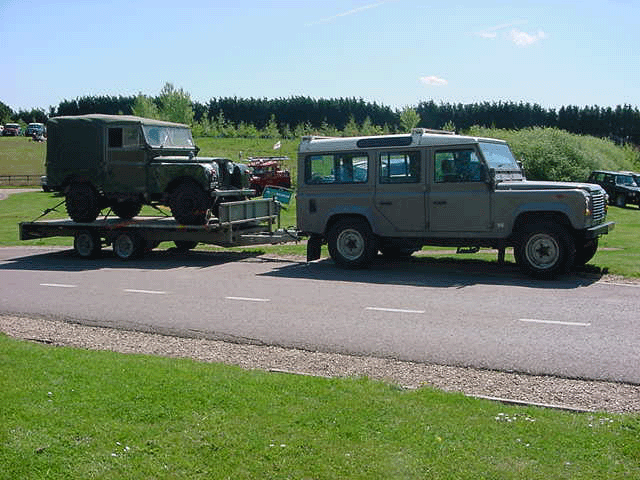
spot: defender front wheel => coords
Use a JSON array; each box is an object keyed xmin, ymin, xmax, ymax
[
  {"xmin": 327, "ymin": 218, "xmax": 376, "ymax": 268},
  {"xmin": 169, "ymin": 183, "xmax": 210, "ymax": 225},
  {"xmin": 514, "ymin": 223, "xmax": 575, "ymax": 279}
]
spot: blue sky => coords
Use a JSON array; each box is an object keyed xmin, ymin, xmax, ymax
[{"xmin": 2, "ymin": 0, "xmax": 639, "ymax": 113}]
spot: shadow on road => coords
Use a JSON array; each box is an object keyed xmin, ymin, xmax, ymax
[
  {"xmin": 258, "ymin": 255, "xmax": 605, "ymax": 290},
  {"xmin": 1, "ymin": 246, "xmax": 604, "ymax": 289},
  {"xmin": 0, "ymin": 247, "xmax": 264, "ymax": 272}
]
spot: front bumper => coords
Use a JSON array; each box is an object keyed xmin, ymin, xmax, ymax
[{"xmin": 586, "ymin": 221, "xmax": 615, "ymax": 238}]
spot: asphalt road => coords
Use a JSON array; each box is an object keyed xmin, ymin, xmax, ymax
[{"xmin": 1, "ymin": 246, "xmax": 639, "ymax": 384}]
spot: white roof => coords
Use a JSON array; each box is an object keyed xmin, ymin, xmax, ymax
[{"xmin": 298, "ymin": 128, "xmax": 507, "ymax": 153}]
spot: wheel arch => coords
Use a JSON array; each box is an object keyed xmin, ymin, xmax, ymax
[
  {"xmin": 324, "ymin": 213, "xmax": 374, "ymax": 239},
  {"xmin": 512, "ymin": 211, "xmax": 573, "ymax": 235},
  {"xmin": 165, "ymin": 176, "xmax": 207, "ymax": 196}
]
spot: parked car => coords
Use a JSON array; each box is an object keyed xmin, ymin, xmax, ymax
[
  {"xmin": 25, "ymin": 123, "xmax": 46, "ymax": 138},
  {"xmin": 247, "ymin": 156, "xmax": 292, "ymax": 194},
  {"xmin": 587, "ymin": 170, "xmax": 640, "ymax": 208},
  {"xmin": 299, "ymin": 129, "xmax": 614, "ymax": 278},
  {"xmin": 40, "ymin": 175, "xmax": 51, "ymax": 192},
  {"xmin": 2, "ymin": 123, "xmax": 22, "ymax": 136}
]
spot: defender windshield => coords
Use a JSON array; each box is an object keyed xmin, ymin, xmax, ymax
[
  {"xmin": 143, "ymin": 125, "xmax": 194, "ymax": 148},
  {"xmin": 479, "ymin": 142, "xmax": 520, "ymax": 170}
]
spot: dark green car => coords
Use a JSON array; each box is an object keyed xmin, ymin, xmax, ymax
[{"xmin": 46, "ymin": 114, "xmax": 253, "ymax": 224}]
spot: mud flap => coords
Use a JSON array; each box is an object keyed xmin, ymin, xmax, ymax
[{"xmin": 306, "ymin": 234, "xmax": 322, "ymax": 262}]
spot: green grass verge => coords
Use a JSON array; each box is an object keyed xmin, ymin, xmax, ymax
[
  {"xmin": 0, "ymin": 136, "xmax": 47, "ymax": 175},
  {"xmin": 1, "ymin": 334, "xmax": 638, "ymax": 479},
  {"xmin": 2, "ymin": 191, "xmax": 638, "ymax": 278}
]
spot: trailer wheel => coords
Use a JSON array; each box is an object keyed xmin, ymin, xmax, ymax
[
  {"xmin": 113, "ymin": 232, "xmax": 143, "ymax": 260},
  {"xmin": 111, "ymin": 200, "xmax": 142, "ymax": 220},
  {"xmin": 169, "ymin": 183, "xmax": 209, "ymax": 225},
  {"xmin": 74, "ymin": 230, "xmax": 101, "ymax": 258},
  {"xmin": 327, "ymin": 218, "xmax": 376, "ymax": 268},
  {"xmin": 174, "ymin": 240, "xmax": 198, "ymax": 251},
  {"xmin": 66, "ymin": 182, "xmax": 101, "ymax": 223}
]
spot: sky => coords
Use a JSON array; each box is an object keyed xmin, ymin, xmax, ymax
[{"xmin": 2, "ymin": 0, "xmax": 639, "ymax": 113}]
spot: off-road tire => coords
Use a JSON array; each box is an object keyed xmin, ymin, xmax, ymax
[
  {"xmin": 574, "ymin": 238, "xmax": 598, "ymax": 267},
  {"xmin": 327, "ymin": 218, "xmax": 377, "ymax": 268},
  {"xmin": 66, "ymin": 183, "xmax": 101, "ymax": 223},
  {"xmin": 174, "ymin": 241, "xmax": 198, "ymax": 252},
  {"xmin": 111, "ymin": 200, "xmax": 142, "ymax": 220},
  {"xmin": 169, "ymin": 183, "xmax": 209, "ymax": 225},
  {"xmin": 514, "ymin": 223, "xmax": 575, "ymax": 279}
]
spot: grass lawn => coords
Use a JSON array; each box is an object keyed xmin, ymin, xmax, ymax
[{"xmin": 1, "ymin": 334, "xmax": 638, "ymax": 479}]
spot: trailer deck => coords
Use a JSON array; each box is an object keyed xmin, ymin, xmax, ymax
[{"xmin": 20, "ymin": 197, "xmax": 299, "ymax": 259}]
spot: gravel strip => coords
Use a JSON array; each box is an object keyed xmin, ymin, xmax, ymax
[{"xmin": 2, "ymin": 314, "xmax": 638, "ymax": 414}]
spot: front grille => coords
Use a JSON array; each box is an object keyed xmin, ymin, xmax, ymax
[{"xmin": 591, "ymin": 192, "xmax": 607, "ymax": 224}]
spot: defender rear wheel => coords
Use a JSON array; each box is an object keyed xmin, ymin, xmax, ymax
[
  {"xmin": 111, "ymin": 200, "xmax": 142, "ymax": 220},
  {"xmin": 174, "ymin": 240, "xmax": 198, "ymax": 251},
  {"xmin": 66, "ymin": 183, "xmax": 101, "ymax": 223},
  {"xmin": 327, "ymin": 218, "xmax": 376, "ymax": 268}
]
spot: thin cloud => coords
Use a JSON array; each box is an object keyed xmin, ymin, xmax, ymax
[
  {"xmin": 474, "ymin": 20, "xmax": 528, "ymax": 39},
  {"xmin": 420, "ymin": 76, "xmax": 448, "ymax": 86},
  {"xmin": 509, "ymin": 29, "xmax": 547, "ymax": 46},
  {"xmin": 306, "ymin": 1, "xmax": 389, "ymax": 26}
]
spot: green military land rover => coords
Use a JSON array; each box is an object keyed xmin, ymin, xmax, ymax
[{"xmin": 46, "ymin": 114, "xmax": 254, "ymax": 224}]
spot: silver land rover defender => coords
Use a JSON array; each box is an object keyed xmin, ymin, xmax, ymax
[{"xmin": 297, "ymin": 129, "xmax": 614, "ymax": 278}]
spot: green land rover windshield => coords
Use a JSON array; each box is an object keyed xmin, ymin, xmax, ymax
[
  {"xmin": 143, "ymin": 125, "xmax": 194, "ymax": 148},
  {"xmin": 479, "ymin": 142, "xmax": 519, "ymax": 171}
]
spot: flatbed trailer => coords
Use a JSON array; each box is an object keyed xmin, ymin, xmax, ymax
[{"xmin": 20, "ymin": 197, "xmax": 299, "ymax": 259}]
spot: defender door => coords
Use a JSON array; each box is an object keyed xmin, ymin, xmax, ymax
[
  {"xmin": 428, "ymin": 147, "xmax": 492, "ymax": 232},
  {"xmin": 104, "ymin": 124, "xmax": 147, "ymax": 194},
  {"xmin": 373, "ymin": 149, "xmax": 427, "ymax": 234}
]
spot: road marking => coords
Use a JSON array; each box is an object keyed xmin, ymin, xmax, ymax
[
  {"xmin": 226, "ymin": 296, "xmax": 271, "ymax": 302},
  {"xmin": 366, "ymin": 307, "xmax": 425, "ymax": 314},
  {"xmin": 123, "ymin": 289, "xmax": 167, "ymax": 295},
  {"xmin": 40, "ymin": 283, "xmax": 77, "ymax": 288},
  {"xmin": 519, "ymin": 318, "xmax": 591, "ymax": 327}
]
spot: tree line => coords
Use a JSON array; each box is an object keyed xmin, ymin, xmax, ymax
[{"xmin": 2, "ymin": 89, "xmax": 640, "ymax": 145}]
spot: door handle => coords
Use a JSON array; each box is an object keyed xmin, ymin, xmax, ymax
[
  {"xmin": 433, "ymin": 200, "xmax": 447, "ymax": 205},
  {"xmin": 378, "ymin": 201, "xmax": 392, "ymax": 206}
]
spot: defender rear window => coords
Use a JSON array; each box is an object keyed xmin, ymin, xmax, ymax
[
  {"xmin": 108, "ymin": 126, "xmax": 140, "ymax": 149},
  {"xmin": 305, "ymin": 154, "xmax": 369, "ymax": 184},
  {"xmin": 379, "ymin": 151, "xmax": 420, "ymax": 183}
]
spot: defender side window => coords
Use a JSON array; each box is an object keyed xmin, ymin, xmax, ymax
[
  {"xmin": 108, "ymin": 126, "xmax": 140, "ymax": 149},
  {"xmin": 305, "ymin": 154, "xmax": 368, "ymax": 184},
  {"xmin": 379, "ymin": 151, "xmax": 420, "ymax": 184},
  {"xmin": 434, "ymin": 149, "xmax": 483, "ymax": 183}
]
